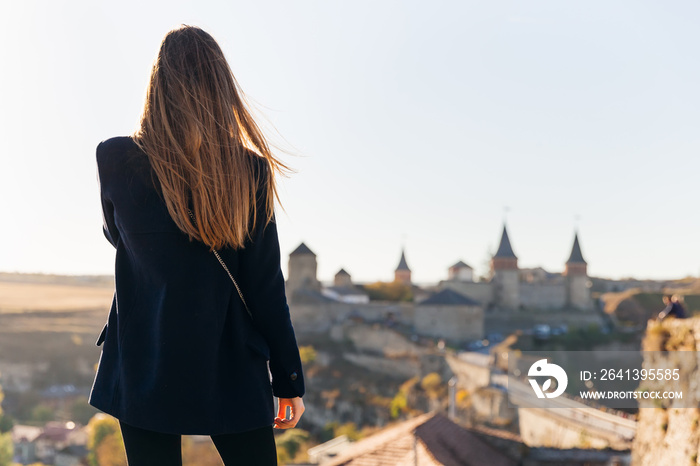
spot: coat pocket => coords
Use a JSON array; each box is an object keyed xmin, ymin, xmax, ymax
[{"xmin": 245, "ymin": 328, "xmax": 270, "ymax": 360}]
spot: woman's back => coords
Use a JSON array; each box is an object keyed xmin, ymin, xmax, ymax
[{"xmin": 90, "ymin": 134, "xmax": 305, "ymax": 435}]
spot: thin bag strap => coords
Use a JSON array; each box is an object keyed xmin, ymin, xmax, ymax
[{"xmin": 187, "ymin": 209, "xmax": 253, "ymax": 320}]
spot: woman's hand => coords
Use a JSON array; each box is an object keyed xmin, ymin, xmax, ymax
[{"xmin": 273, "ymin": 397, "xmax": 305, "ymax": 429}]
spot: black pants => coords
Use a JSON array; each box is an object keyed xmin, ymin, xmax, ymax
[{"xmin": 119, "ymin": 421, "xmax": 278, "ymax": 466}]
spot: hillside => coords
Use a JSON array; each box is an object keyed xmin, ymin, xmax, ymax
[{"xmin": 601, "ymin": 289, "xmax": 700, "ymax": 327}]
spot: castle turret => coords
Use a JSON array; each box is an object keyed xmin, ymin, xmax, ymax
[
  {"xmin": 287, "ymin": 242, "xmax": 321, "ymax": 296},
  {"xmin": 394, "ymin": 249, "xmax": 412, "ymax": 284},
  {"xmin": 490, "ymin": 225, "xmax": 520, "ymax": 309},
  {"xmin": 564, "ymin": 233, "xmax": 591, "ymax": 310},
  {"xmin": 334, "ymin": 268, "xmax": 352, "ymax": 288}
]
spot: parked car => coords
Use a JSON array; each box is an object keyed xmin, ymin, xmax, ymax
[{"xmin": 533, "ymin": 324, "xmax": 551, "ymax": 340}]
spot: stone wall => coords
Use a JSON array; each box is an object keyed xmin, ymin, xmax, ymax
[
  {"xmin": 413, "ymin": 304, "xmax": 484, "ymax": 342},
  {"xmin": 520, "ymin": 282, "xmax": 566, "ymax": 310},
  {"xmin": 440, "ymin": 281, "xmax": 494, "ymax": 304},
  {"xmin": 290, "ymin": 301, "xmax": 414, "ymax": 334},
  {"xmin": 344, "ymin": 323, "xmax": 422, "ymax": 357}
]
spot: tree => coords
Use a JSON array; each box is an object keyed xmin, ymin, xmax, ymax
[
  {"xmin": 0, "ymin": 413, "xmax": 13, "ymax": 434},
  {"xmin": 30, "ymin": 404, "xmax": 55, "ymax": 423},
  {"xmin": 390, "ymin": 390, "xmax": 407, "ymax": 419},
  {"xmin": 335, "ymin": 422, "xmax": 362, "ymax": 441},
  {"xmin": 87, "ymin": 414, "xmax": 126, "ymax": 466},
  {"xmin": 71, "ymin": 397, "xmax": 99, "ymax": 425},
  {"xmin": 0, "ymin": 381, "xmax": 12, "ymax": 466},
  {"xmin": 0, "ymin": 432, "xmax": 11, "ymax": 466},
  {"xmin": 363, "ymin": 281, "xmax": 413, "ymax": 302},
  {"xmin": 299, "ymin": 345, "xmax": 317, "ymax": 365},
  {"xmin": 420, "ymin": 373, "xmax": 443, "ymax": 400},
  {"xmin": 275, "ymin": 429, "xmax": 310, "ymax": 463}
]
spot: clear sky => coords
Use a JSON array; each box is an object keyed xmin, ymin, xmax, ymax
[{"xmin": 1, "ymin": 1, "xmax": 699, "ymax": 284}]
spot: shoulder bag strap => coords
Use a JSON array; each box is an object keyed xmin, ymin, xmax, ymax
[{"xmin": 187, "ymin": 209, "xmax": 253, "ymax": 321}]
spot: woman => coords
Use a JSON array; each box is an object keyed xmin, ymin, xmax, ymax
[{"xmin": 88, "ymin": 25, "xmax": 305, "ymax": 465}]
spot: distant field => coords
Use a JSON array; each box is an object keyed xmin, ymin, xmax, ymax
[
  {"xmin": 0, "ymin": 282, "xmax": 114, "ymax": 313},
  {"xmin": 0, "ymin": 279, "xmax": 113, "ymax": 364}
]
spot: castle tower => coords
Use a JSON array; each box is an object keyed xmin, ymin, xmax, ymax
[
  {"xmin": 490, "ymin": 224, "xmax": 520, "ymax": 309},
  {"xmin": 564, "ymin": 233, "xmax": 591, "ymax": 310},
  {"xmin": 394, "ymin": 249, "xmax": 412, "ymax": 284},
  {"xmin": 334, "ymin": 268, "xmax": 353, "ymax": 288},
  {"xmin": 287, "ymin": 242, "xmax": 321, "ymax": 296}
]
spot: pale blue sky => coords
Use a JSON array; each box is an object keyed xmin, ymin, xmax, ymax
[{"xmin": 1, "ymin": 1, "xmax": 699, "ymax": 283}]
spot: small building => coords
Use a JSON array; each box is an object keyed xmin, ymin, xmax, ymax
[
  {"xmin": 448, "ymin": 260, "xmax": 474, "ymax": 282},
  {"xmin": 321, "ymin": 269, "xmax": 369, "ymax": 304},
  {"xmin": 12, "ymin": 425, "xmax": 42, "ymax": 464},
  {"xmin": 322, "ymin": 286, "xmax": 370, "ymax": 304},
  {"xmin": 323, "ymin": 411, "xmax": 517, "ymax": 466}
]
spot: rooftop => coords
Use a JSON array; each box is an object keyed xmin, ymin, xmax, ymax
[
  {"xmin": 290, "ymin": 242, "xmax": 315, "ymax": 256},
  {"xmin": 494, "ymin": 225, "xmax": 517, "ymax": 259},
  {"xmin": 419, "ymin": 288, "xmax": 481, "ymax": 306},
  {"xmin": 324, "ymin": 411, "xmax": 516, "ymax": 466}
]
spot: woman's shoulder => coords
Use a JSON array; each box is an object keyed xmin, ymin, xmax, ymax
[
  {"xmin": 96, "ymin": 136, "xmax": 146, "ymax": 171},
  {"xmin": 97, "ymin": 135, "xmax": 139, "ymax": 155}
]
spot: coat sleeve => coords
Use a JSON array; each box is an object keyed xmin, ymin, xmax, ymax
[
  {"xmin": 96, "ymin": 141, "xmax": 120, "ymax": 248},
  {"xmin": 237, "ymin": 161, "xmax": 305, "ymax": 399}
]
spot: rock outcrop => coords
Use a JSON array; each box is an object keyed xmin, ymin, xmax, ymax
[{"xmin": 632, "ymin": 317, "xmax": 700, "ymax": 466}]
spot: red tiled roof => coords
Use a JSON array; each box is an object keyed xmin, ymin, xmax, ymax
[{"xmin": 324, "ymin": 411, "xmax": 516, "ymax": 466}]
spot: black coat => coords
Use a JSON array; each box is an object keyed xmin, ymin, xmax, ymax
[{"xmin": 88, "ymin": 136, "xmax": 305, "ymax": 435}]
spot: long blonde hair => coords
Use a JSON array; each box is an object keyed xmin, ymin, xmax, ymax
[{"xmin": 132, "ymin": 25, "xmax": 289, "ymax": 250}]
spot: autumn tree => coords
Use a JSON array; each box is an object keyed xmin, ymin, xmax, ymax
[
  {"xmin": 87, "ymin": 413, "xmax": 126, "ymax": 466},
  {"xmin": 299, "ymin": 345, "xmax": 317, "ymax": 365},
  {"xmin": 0, "ymin": 380, "xmax": 11, "ymax": 466},
  {"xmin": 275, "ymin": 428, "xmax": 310, "ymax": 464},
  {"xmin": 363, "ymin": 281, "xmax": 413, "ymax": 302},
  {"xmin": 420, "ymin": 372, "xmax": 444, "ymax": 400}
]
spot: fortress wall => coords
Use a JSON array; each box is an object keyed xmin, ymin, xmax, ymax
[
  {"xmin": 414, "ymin": 305, "xmax": 484, "ymax": 341},
  {"xmin": 440, "ymin": 281, "xmax": 494, "ymax": 305},
  {"xmin": 519, "ymin": 283, "xmax": 566, "ymax": 309},
  {"xmin": 290, "ymin": 300, "xmax": 415, "ymax": 334},
  {"xmin": 289, "ymin": 302, "xmax": 350, "ymax": 333},
  {"xmin": 345, "ymin": 323, "xmax": 422, "ymax": 357},
  {"xmin": 351, "ymin": 302, "xmax": 415, "ymax": 326}
]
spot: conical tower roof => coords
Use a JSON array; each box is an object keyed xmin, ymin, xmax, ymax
[
  {"xmin": 566, "ymin": 233, "xmax": 587, "ymax": 265},
  {"xmin": 395, "ymin": 249, "xmax": 410, "ymax": 271},
  {"xmin": 494, "ymin": 225, "xmax": 517, "ymax": 259},
  {"xmin": 290, "ymin": 242, "xmax": 315, "ymax": 256}
]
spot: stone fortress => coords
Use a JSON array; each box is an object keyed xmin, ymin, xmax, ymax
[
  {"xmin": 285, "ymin": 223, "xmax": 599, "ymax": 345},
  {"xmin": 440, "ymin": 225, "xmax": 593, "ymax": 312}
]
